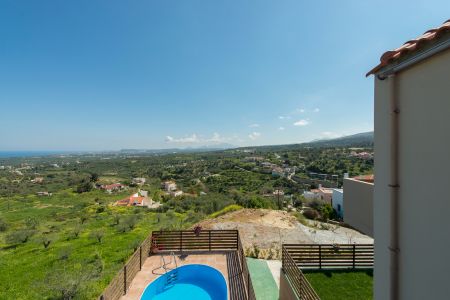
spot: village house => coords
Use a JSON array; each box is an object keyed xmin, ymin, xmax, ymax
[
  {"xmin": 271, "ymin": 166, "xmax": 284, "ymax": 177},
  {"xmin": 169, "ymin": 190, "xmax": 183, "ymax": 197},
  {"xmin": 115, "ymin": 190, "xmax": 152, "ymax": 207},
  {"xmin": 36, "ymin": 191, "xmax": 52, "ymax": 197},
  {"xmin": 303, "ymin": 185, "xmax": 334, "ymax": 205},
  {"xmin": 343, "ymin": 175, "xmax": 374, "ymax": 236},
  {"xmin": 100, "ymin": 183, "xmax": 127, "ymax": 193},
  {"xmin": 332, "ymin": 188, "xmax": 344, "ymax": 218},
  {"xmin": 350, "ymin": 151, "xmax": 374, "ymax": 159},
  {"xmin": 243, "ymin": 156, "xmax": 264, "ymax": 162},
  {"xmin": 31, "ymin": 177, "xmax": 44, "ymax": 184},
  {"xmin": 131, "ymin": 177, "xmax": 146, "ymax": 186},
  {"xmin": 163, "ymin": 180, "xmax": 177, "ymax": 192}
]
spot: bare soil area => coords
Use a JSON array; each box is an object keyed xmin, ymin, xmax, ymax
[{"xmin": 195, "ymin": 209, "xmax": 373, "ymax": 259}]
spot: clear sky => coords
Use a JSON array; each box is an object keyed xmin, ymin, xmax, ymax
[{"xmin": 0, "ymin": 1, "xmax": 448, "ymax": 150}]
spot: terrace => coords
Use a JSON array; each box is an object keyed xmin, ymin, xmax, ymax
[
  {"xmin": 281, "ymin": 244, "xmax": 374, "ymax": 300},
  {"xmin": 99, "ymin": 230, "xmax": 256, "ymax": 300}
]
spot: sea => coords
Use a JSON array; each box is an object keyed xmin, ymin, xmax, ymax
[{"xmin": 0, "ymin": 151, "xmax": 66, "ymax": 158}]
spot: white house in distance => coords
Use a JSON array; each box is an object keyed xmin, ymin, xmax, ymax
[
  {"xmin": 331, "ymin": 188, "xmax": 343, "ymax": 218},
  {"xmin": 163, "ymin": 180, "xmax": 177, "ymax": 192},
  {"xmin": 132, "ymin": 177, "xmax": 146, "ymax": 186},
  {"xmin": 343, "ymin": 175, "xmax": 374, "ymax": 236},
  {"xmin": 303, "ymin": 185, "xmax": 334, "ymax": 204},
  {"xmin": 367, "ymin": 19, "xmax": 450, "ymax": 300}
]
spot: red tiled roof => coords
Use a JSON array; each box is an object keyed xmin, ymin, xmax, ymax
[
  {"xmin": 102, "ymin": 183, "xmax": 125, "ymax": 190},
  {"xmin": 367, "ymin": 19, "xmax": 450, "ymax": 76},
  {"xmin": 353, "ymin": 174, "xmax": 374, "ymax": 183},
  {"xmin": 116, "ymin": 195, "xmax": 145, "ymax": 206}
]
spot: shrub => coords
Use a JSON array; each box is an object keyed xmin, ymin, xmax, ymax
[
  {"xmin": 253, "ymin": 244, "xmax": 260, "ymax": 258},
  {"xmin": 303, "ymin": 209, "xmax": 320, "ymax": 220},
  {"xmin": 75, "ymin": 180, "xmax": 92, "ymax": 193},
  {"xmin": 209, "ymin": 205, "xmax": 243, "ymax": 218},
  {"xmin": 117, "ymin": 222, "xmax": 130, "ymax": 233},
  {"xmin": 96, "ymin": 205, "xmax": 105, "ymax": 213},
  {"xmin": 79, "ymin": 215, "xmax": 88, "ymax": 224},
  {"xmin": 0, "ymin": 218, "xmax": 8, "ymax": 232},
  {"xmin": 119, "ymin": 215, "xmax": 138, "ymax": 232},
  {"xmin": 25, "ymin": 217, "xmax": 39, "ymax": 229},
  {"xmin": 320, "ymin": 204, "xmax": 335, "ymax": 221},
  {"xmin": 39, "ymin": 264, "xmax": 95, "ymax": 299},
  {"xmin": 71, "ymin": 225, "xmax": 82, "ymax": 239},
  {"xmin": 6, "ymin": 229, "xmax": 35, "ymax": 244},
  {"xmin": 40, "ymin": 235, "xmax": 52, "ymax": 249},
  {"xmin": 292, "ymin": 211, "xmax": 309, "ymax": 226},
  {"xmin": 58, "ymin": 247, "xmax": 72, "ymax": 260},
  {"xmin": 309, "ymin": 199, "xmax": 326, "ymax": 210},
  {"xmin": 89, "ymin": 229, "xmax": 105, "ymax": 243},
  {"xmin": 112, "ymin": 214, "xmax": 121, "ymax": 225}
]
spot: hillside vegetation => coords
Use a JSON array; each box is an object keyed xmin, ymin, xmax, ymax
[{"xmin": 0, "ymin": 140, "xmax": 373, "ymax": 299}]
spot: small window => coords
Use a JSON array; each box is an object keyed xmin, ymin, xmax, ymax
[{"xmin": 337, "ymin": 204, "xmax": 341, "ymax": 211}]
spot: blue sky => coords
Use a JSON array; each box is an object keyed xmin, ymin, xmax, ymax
[{"xmin": 0, "ymin": 1, "xmax": 448, "ymax": 150}]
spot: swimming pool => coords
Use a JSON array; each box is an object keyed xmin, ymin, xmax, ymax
[{"xmin": 140, "ymin": 264, "xmax": 227, "ymax": 300}]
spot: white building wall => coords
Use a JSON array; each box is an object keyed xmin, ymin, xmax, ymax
[
  {"xmin": 374, "ymin": 48, "xmax": 450, "ymax": 300},
  {"xmin": 332, "ymin": 189, "xmax": 344, "ymax": 218},
  {"xmin": 343, "ymin": 178, "xmax": 373, "ymax": 236}
]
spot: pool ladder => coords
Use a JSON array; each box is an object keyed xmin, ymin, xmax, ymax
[
  {"xmin": 163, "ymin": 252, "xmax": 178, "ymax": 287},
  {"xmin": 152, "ymin": 251, "xmax": 178, "ymax": 275}
]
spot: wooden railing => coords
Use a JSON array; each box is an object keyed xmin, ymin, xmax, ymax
[
  {"xmin": 238, "ymin": 232, "xmax": 256, "ymax": 300},
  {"xmin": 284, "ymin": 244, "xmax": 374, "ymax": 269},
  {"xmin": 151, "ymin": 229, "xmax": 239, "ymax": 252},
  {"xmin": 99, "ymin": 230, "xmax": 255, "ymax": 300},
  {"xmin": 282, "ymin": 246, "xmax": 320, "ymax": 300}
]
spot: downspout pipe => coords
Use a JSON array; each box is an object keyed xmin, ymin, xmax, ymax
[{"xmin": 381, "ymin": 74, "xmax": 400, "ymax": 300}]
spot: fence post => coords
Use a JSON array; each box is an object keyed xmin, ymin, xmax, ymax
[
  {"xmin": 180, "ymin": 231, "xmax": 183, "ymax": 252},
  {"xmin": 352, "ymin": 244, "xmax": 356, "ymax": 269},
  {"xmin": 247, "ymin": 272, "xmax": 250, "ymax": 300},
  {"xmin": 139, "ymin": 246, "xmax": 142, "ymax": 270},
  {"xmin": 319, "ymin": 245, "xmax": 322, "ymax": 269},
  {"xmin": 208, "ymin": 230, "xmax": 211, "ymax": 252},
  {"xmin": 123, "ymin": 265, "xmax": 127, "ymax": 295}
]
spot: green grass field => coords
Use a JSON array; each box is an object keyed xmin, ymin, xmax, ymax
[
  {"xmin": 0, "ymin": 189, "xmax": 189, "ymax": 299},
  {"xmin": 303, "ymin": 269, "xmax": 373, "ymax": 300}
]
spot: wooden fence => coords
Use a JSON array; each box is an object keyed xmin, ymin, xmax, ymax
[
  {"xmin": 151, "ymin": 229, "xmax": 239, "ymax": 252},
  {"xmin": 238, "ymin": 232, "xmax": 256, "ymax": 300},
  {"xmin": 283, "ymin": 244, "xmax": 374, "ymax": 269},
  {"xmin": 282, "ymin": 244, "xmax": 374, "ymax": 299},
  {"xmin": 99, "ymin": 230, "xmax": 255, "ymax": 300}
]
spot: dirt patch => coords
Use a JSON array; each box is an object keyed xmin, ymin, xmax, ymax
[{"xmin": 195, "ymin": 209, "xmax": 373, "ymax": 259}]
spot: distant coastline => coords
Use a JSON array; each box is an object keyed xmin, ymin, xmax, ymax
[{"xmin": 0, "ymin": 151, "xmax": 65, "ymax": 158}]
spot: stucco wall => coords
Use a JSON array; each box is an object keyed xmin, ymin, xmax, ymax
[
  {"xmin": 374, "ymin": 48, "xmax": 450, "ymax": 300},
  {"xmin": 343, "ymin": 178, "xmax": 373, "ymax": 236}
]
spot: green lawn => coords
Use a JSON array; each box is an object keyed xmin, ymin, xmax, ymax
[{"xmin": 303, "ymin": 269, "xmax": 373, "ymax": 300}]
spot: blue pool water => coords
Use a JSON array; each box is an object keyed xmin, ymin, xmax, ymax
[{"xmin": 140, "ymin": 264, "xmax": 227, "ymax": 300}]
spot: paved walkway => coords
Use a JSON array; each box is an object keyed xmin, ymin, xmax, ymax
[{"xmin": 247, "ymin": 258, "xmax": 279, "ymax": 300}]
